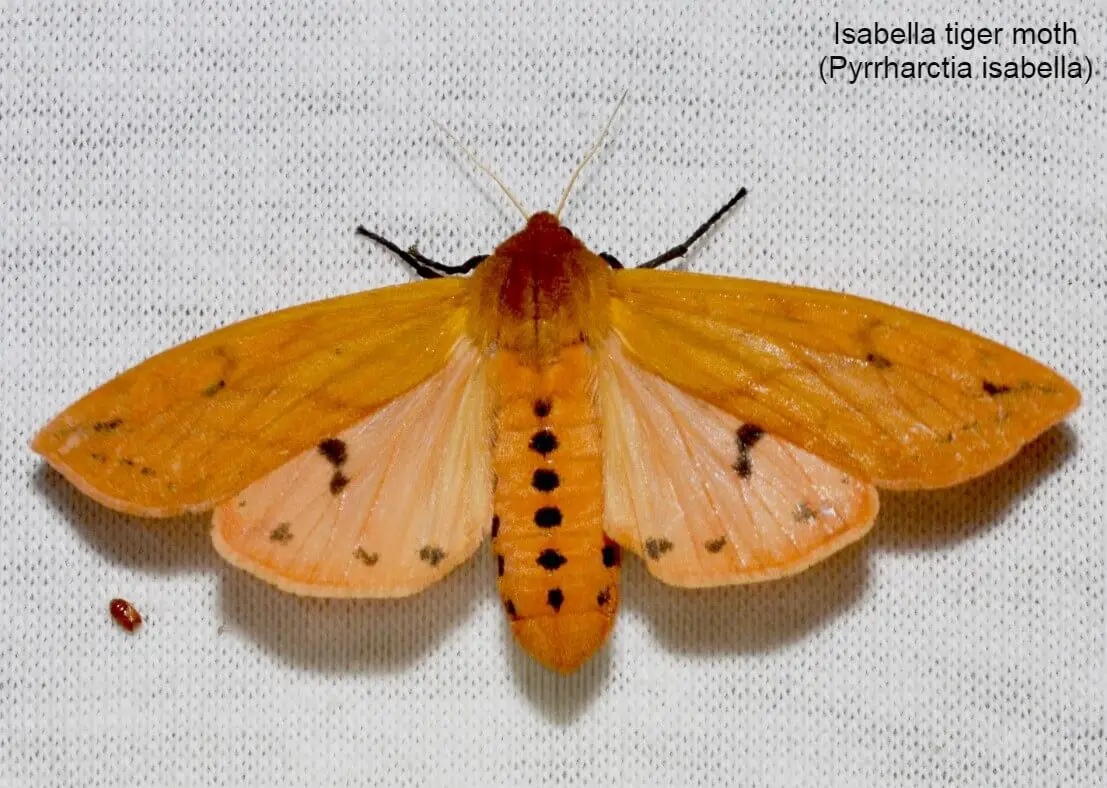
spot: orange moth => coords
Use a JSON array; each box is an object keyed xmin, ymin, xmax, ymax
[{"xmin": 33, "ymin": 110, "xmax": 1080, "ymax": 673}]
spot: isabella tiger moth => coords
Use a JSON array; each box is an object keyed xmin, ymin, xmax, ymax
[{"xmin": 34, "ymin": 110, "xmax": 1079, "ymax": 673}]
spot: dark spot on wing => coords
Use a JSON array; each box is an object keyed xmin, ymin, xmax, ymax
[
  {"xmin": 533, "ymin": 398, "xmax": 552, "ymax": 418},
  {"xmin": 794, "ymin": 502, "xmax": 817, "ymax": 522},
  {"xmin": 865, "ymin": 352, "xmax": 892, "ymax": 369},
  {"xmin": 504, "ymin": 599, "xmax": 517, "ymax": 618},
  {"xmin": 536, "ymin": 548, "xmax": 567, "ymax": 571},
  {"xmin": 531, "ymin": 468, "xmax": 560, "ymax": 492},
  {"xmin": 139, "ymin": 466, "xmax": 155, "ymax": 476},
  {"xmin": 353, "ymin": 547, "xmax": 379, "ymax": 566},
  {"xmin": 202, "ymin": 379, "xmax": 226, "ymax": 397},
  {"xmin": 90, "ymin": 452, "xmax": 106, "ymax": 463},
  {"xmin": 601, "ymin": 543, "xmax": 620, "ymax": 567},
  {"xmin": 596, "ymin": 587, "xmax": 611, "ymax": 607},
  {"xmin": 329, "ymin": 471, "xmax": 350, "ymax": 494},
  {"xmin": 704, "ymin": 536, "xmax": 727, "ymax": 553},
  {"xmin": 491, "ymin": 514, "xmax": 500, "ymax": 538},
  {"xmin": 496, "ymin": 554, "xmax": 505, "ymax": 576},
  {"xmin": 121, "ymin": 458, "xmax": 135, "ymax": 467},
  {"xmin": 534, "ymin": 506, "xmax": 562, "ymax": 528},
  {"xmin": 644, "ymin": 537, "xmax": 674, "ymax": 560},
  {"xmin": 317, "ymin": 437, "xmax": 348, "ymax": 466},
  {"xmin": 546, "ymin": 588, "xmax": 564, "ymax": 612},
  {"xmin": 737, "ymin": 423, "xmax": 765, "ymax": 449},
  {"xmin": 269, "ymin": 523, "xmax": 293, "ymax": 543},
  {"xmin": 733, "ymin": 424, "xmax": 764, "ymax": 479},
  {"xmin": 419, "ymin": 545, "xmax": 446, "ymax": 567},
  {"xmin": 983, "ymin": 380, "xmax": 1012, "ymax": 396},
  {"xmin": 528, "ymin": 429, "xmax": 558, "ymax": 455},
  {"xmin": 733, "ymin": 455, "xmax": 752, "ymax": 479},
  {"xmin": 93, "ymin": 418, "xmax": 123, "ymax": 432}
]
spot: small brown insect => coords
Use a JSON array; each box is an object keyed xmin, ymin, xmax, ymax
[{"xmin": 109, "ymin": 598, "xmax": 142, "ymax": 632}]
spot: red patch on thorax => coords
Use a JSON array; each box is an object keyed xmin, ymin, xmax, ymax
[
  {"xmin": 492, "ymin": 212, "xmax": 587, "ymax": 320},
  {"xmin": 466, "ymin": 211, "xmax": 612, "ymax": 360}
]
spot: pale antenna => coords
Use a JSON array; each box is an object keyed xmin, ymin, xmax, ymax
[
  {"xmin": 554, "ymin": 91, "xmax": 628, "ymax": 219},
  {"xmin": 432, "ymin": 120, "xmax": 529, "ymax": 220}
]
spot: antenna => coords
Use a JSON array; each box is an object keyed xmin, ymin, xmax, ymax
[
  {"xmin": 432, "ymin": 120, "xmax": 529, "ymax": 221},
  {"xmin": 554, "ymin": 90, "xmax": 628, "ymax": 219}
]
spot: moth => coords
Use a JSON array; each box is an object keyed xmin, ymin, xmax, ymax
[{"xmin": 34, "ymin": 122, "xmax": 1079, "ymax": 673}]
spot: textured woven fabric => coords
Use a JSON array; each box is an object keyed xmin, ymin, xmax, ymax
[{"xmin": 2, "ymin": 1, "xmax": 1104, "ymax": 786}]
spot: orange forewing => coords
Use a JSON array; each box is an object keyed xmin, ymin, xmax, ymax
[
  {"xmin": 610, "ymin": 269, "xmax": 1079, "ymax": 490},
  {"xmin": 33, "ymin": 278, "xmax": 467, "ymax": 516}
]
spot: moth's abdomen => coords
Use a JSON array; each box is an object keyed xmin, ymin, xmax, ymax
[{"xmin": 490, "ymin": 345, "xmax": 620, "ymax": 673}]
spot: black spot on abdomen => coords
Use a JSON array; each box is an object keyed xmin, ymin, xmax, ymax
[
  {"xmin": 536, "ymin": 548, "xmax": 567, "ymax": 570},
  {"xmin": 531, "ymin": 468, "xmax": 560, "ymax": 492},
  {"xmin": 534, "ymin": 506, "xmax": 562, "ymax": 528},
  {"xmin": 528, "ymin": 429, "xmax": 558, "ymax": 455},
  {"xmin": 546, "ymin": 588, "xmax": 564, "ymax": 612}
]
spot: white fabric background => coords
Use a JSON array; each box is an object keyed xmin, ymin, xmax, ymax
[{"xmin": 2, "ymin": 1, "xmax": 1104, "ymax": 786}]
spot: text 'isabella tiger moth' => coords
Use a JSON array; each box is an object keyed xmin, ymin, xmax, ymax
[{"xmin": 33, "ymin": 110, "xmax": 1080, "ymax": 673}]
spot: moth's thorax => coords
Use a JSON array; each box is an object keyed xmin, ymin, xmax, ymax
[{"xmin": 466, "ymin": 212, "xmax": 612, "ymax": 360}]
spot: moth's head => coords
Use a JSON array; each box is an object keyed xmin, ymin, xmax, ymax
[{"xmin": 493, "ymin": 211, "xmax": 585, "ymax": 262}]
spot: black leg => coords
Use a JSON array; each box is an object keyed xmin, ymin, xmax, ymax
[
  {"xmin": 432, "ymin": 254, "xmax": 488, "ymax": 276},
  {"xmin": 599, "ymin": 252, "xmax": 624, "ymax": 269},
  {"xmin": 637, "ymin": 186, "xmax": 748, "ymax": 269},
  {"xmin": 356, "ymin": 226, "xmax": 487, "ymax": 279}
]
